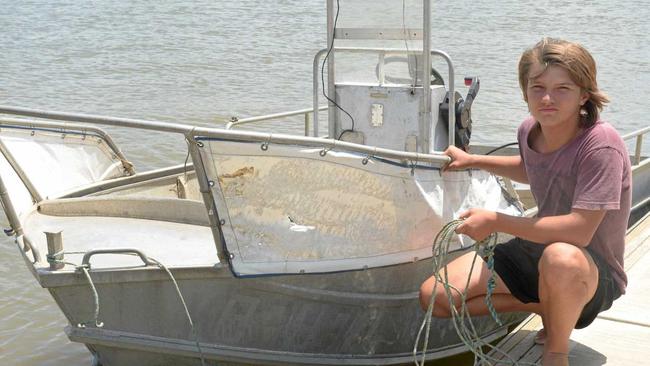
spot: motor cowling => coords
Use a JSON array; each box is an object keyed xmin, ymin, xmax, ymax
[{"xmin": 438, "ymin": 76, "xmax": 480, "ymax": 151}]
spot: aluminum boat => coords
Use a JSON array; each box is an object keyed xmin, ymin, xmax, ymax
[{"xmin": 0, "ymin": 1, "xmax": 648, "ymax": 365}]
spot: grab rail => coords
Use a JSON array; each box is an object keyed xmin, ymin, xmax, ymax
[
  {"xmin": 225, "ymin": 106, "xmax": 328, "ymax": 136},
  {"xmin": 81, "ymin": 248, "xmax": 156, "ymax": 268}
]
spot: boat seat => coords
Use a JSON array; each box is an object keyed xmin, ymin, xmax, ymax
[{"xmin": 37, "ymin": 196, "xmax": 210, "ymax": 227}]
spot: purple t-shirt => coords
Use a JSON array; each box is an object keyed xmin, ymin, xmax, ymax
[{"xmin": 518, "ymin": 116, "xmax": 631, "ymax": 293}]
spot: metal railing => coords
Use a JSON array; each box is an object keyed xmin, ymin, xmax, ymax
[
  {"xmin": 622, "ymin": 125, "xmax": 650, "ymax": 166},
  {"xmin": 225, "ymin": 106, "xmax": 328, "ymax": 137},
  {"xmin": 312, "ymin": 47, "xmax": 455, "ymax": 151},
  {"xmin": 0, "ymin": 105, "xmax": 646, "ymax": 267},
  {"xmin": 0, "ymin": 116, "xmax": 137, "ymax": 204},
  {"xmin": 0, "ymin": 105, "xmax": 452, "ymax": 266},
  {"xmin": 0, "ymin": 106, "xmax": 450, "ymax": 165},
  {"xmin": 0, "ymin": 116, "xmax": 135, "ymax": 173}
]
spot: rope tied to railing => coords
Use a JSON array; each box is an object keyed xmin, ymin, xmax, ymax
[
  {"xmin": 46, "ymin": 252, "xmax": 209, "ymax": 366},
  {"xmin": 45, "ymin": 251, "xmax": 103, "ymax": 328}
]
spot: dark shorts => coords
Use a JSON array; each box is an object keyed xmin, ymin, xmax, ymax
[{"xmin": 491, "ymin": 237, "xmax": 621, "ymax": 329}]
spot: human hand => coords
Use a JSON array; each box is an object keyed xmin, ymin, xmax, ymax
[
  {"xmin": 443, "ymin": 145, "xmax": 475, "ymax": 171},
  {"xmin": 454, "ymin": 208, "xmax": 498, "ymax": 242}
]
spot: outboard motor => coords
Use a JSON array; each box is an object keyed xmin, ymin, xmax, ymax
[{"xmin": 439, "ymin": 76, "xmax": 480, "ymax": 151}]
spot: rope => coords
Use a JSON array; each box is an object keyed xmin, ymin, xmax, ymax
[
  {"xmin": 484, "ymin": 243, "xmax": 501, "ymax": 327},
  {"xmin": 46, "ymin": 250, "xmax": 63, "ymax": 264},
  {"xmin": 148, "ymin": 257, "xmax": 207, "ymax": 366},
  {"xmin": 80, "ymin": 265, "xmax": 104, "ymax": 328},
  {"xmin": 45, "ymin": 252, "xmax": 105, "ymax": 328},
  {"xmin": 46, "ymin": 252, "xmax": 209, "ymax": 366},
  {"xmin": 413, "ymin": 220, "xmax": 536, "ymax": 366}
]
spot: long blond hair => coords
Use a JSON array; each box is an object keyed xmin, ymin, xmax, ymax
[{"xmin": 518, "ymin": 38, "xmax": 609, "ymax": 127}]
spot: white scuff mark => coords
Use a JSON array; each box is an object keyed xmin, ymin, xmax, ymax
[
  {"xmin": 289, "ymin": 223, "xmax": 316, "ymax": 232},
  {"xmin": 287, "ymin": 215, "xmax": 316, "ymax": 232}
]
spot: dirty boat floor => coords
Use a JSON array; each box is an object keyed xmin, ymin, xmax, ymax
[{"xmin": 488, "ymin": 212, "xmax": 650, "ymax": 365}]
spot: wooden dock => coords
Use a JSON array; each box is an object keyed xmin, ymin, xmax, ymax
[{"xmin": 488, "ymin": 212, "xmax": 650, "ymax": 365}]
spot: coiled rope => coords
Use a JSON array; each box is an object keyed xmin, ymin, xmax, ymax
[{"xmin": 413, "ymin": 220, "xmax": 535, "ymax": 366}]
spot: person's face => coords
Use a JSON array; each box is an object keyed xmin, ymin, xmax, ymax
[{"xmin": 526, "ymin": 63, "xmax": 589, "ymax": 130}]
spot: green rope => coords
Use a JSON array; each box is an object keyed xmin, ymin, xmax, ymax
[
  {"xmin": 413, "ymin": 220, "xmax": 536, "ymax": 366},
  {"xmin": 148, "ymin": 257, "xmax": 207, "ymax": 366},
  {"xmin": 79, "ymin": 265, "xmax": 104, "ymax": 328},
  {"xmin": 484, "ymin": 241, "xmax": 501, "ymax": 327},
  {"xmin": 46, "ymin": 251, "xmax": 209, "ymax": 366},
  {"xmin": 46, "ymin": 251, "xmax": 105, "ymax": 328}
]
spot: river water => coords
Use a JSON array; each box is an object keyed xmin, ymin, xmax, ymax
[{"xmin": 0, "ymin": 1, "xmax": 648, "ymax": 365}]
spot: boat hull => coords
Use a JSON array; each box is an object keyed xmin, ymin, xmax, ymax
[{"xmin": 39, "ymin": 257, "xmax": 524, "ymax": 365}]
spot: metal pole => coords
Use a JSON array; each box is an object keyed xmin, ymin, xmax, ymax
[
  {"xmin": 226, "ymin": 106, "xmax": 328, "ymax": 130},
  {"xmin": 0, "ymin": 104, "xmax": 452, "ymax": 163},
  {"xmin": 185, "ymin": 135, "xmax": 230, "ymax": 266},
  {"xmin": 621, "ymin": 125, "xmax": 650, "ymax": 141},
  {"xmin": 45, "ymin": 231, "xmax": 64, "ymax": 270},
  {"xmin": 635, "ymin": 134, "xmax": 643, "ymax": 165},
  {"xmin": 313, "ymin": 48, "xmax": 328, "ymax": 137},
  {"xmin": 304, "ymin": 113, "xmax": 311, "ymax": 137},
  {"xmin": 228, "ymin": 106, "xmax": 327, "ymax": 126},
  {"xmin": 0, "ymin": 105, "xmax": 192, "ymax": 135},
  {"xmin": 59, "ymin": 163, "xmax": 194, "ymax": 199},
  {"xmin": 193, "ymin": 131, "xmax": 450, "ymax": 165},
  {"xmin": 378, "ymin": 51, "xmax": 386, "ymax": 84},
  {"xmin": 21, "ymin": 235, "xmax": 42, "ymax": 263},
  {"xmin": 0, "ymin": 174, "xmax": 23, "ymax": 236},
  {"xmin": 0, "ymin": 138, "xmax": 43, "ymax": 202},
  {"xmin": 327, "ymin": 0, "xmax": 337, "ymax": 139},
  {"xmin": 422, "ymin": 0, "xmax": 432, "ymax": 153}
]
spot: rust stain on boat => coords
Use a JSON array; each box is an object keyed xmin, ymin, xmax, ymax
[{"xmin": 218, "ymin": 166, "xmax": 255, "ymax": 183}]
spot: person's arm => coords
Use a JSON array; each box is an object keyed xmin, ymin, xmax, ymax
[
  {"xmin": 455, "ymin": 208, "xmax": 606, "ymax": 247},
  {"xmin": 445, "ymin": 146, "xmax": 529, "ymax": 184},
  {"xmin": 456, "ymin": 134, "xmax": 626, "ymax": 247}
]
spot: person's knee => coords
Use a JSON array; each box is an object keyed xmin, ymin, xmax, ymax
[
  {"xmin": 539, "ymin": 242, "xmax": 590, "ymax": 285},
  {"xmin": 419, "ymin": 278, "xmax": 441, "ymax": 310},
  {"xmin": 419, "ymin": 280, "xmax": 432, "ymax": 310},
  {"xmin": 419, "ymin": 279, "xmax": 453, "ymax": 317}
]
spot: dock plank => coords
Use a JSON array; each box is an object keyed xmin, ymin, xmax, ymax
[
  {"xmin": 495, "ymin": 316, "xmax": 540, "ymax": 355},
  {"xmin": 568, "ymin": 318, "xmax": 650, "ymax": 366},
  {"xmin": 488, "ymin": 213, "xmax": 650, "ymax": 365},
  {"xmin": 596, "ymin": 241, "xmax": 650, "ymax": 327},
  {"xmin": 519, "ymin": 344, "xmax": 543, "ymax": 364}
]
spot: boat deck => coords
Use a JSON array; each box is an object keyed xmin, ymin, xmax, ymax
[
  {"xmin": 23, "ymin": 208, "xmax": 218, "ymax": 271},
  {"xmin": 488, "ymin": 212, "xmax": 650, "ymax": 365}
]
